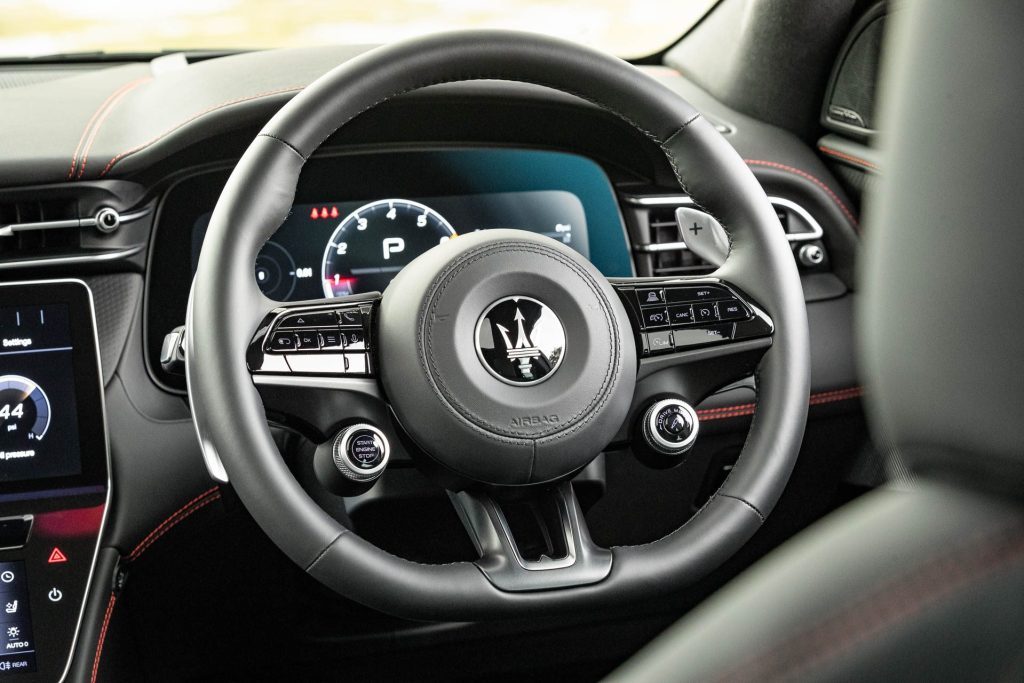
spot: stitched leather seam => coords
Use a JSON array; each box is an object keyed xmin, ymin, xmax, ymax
[
  {"xmin": 91, "ymin": 488, "xmax": 221, "ymax": 681},
  {"xmin": 126, "ymin": 486, "xmax": 221, "ymax": 561},
  {"xmin": 77, "ymin": 77, "xmax": 153, "ymax": 180},
  {"xmin": 99, "ymin": 86, "xmax": 306, "ymax": 177},
  {"xmin": 305, "ymin": 532, "xmax": 345, "ymax": 572},
  {"xmin": 90, "ymin": 592, "xmax": 117, "ymax": 683},
  {"xmin": 712, "ymin": 523, "xmax": 1024, "ymax": 683},
  {"xmin": 818, "ymin": 145, "xmax": 879, "ymax": 171},
  {"xmin": 697, "ymin": 386, "xmax": 863, "ymax": 421},
  {"xmin": 744, "ymin": 158, "xmax": 860, "ymax": 230},
  {"xmin": 68, "ymin": 76, "xmax": 151, "ymax": 181},
  {"xmin": 260, "ymin": 133, "xmax": 307, "ymax": 161},
  {"xmin": 720, "ymin": 493, "xmax": 765, "ymax": 522}
]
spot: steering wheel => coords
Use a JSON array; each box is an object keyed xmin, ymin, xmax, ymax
[{"xmin": 187, "ymin": 31, "xmax": 809, "ymax": 620}]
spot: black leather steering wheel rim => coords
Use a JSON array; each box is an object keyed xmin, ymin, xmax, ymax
[{"xmin": 187, "ymin": 30, "xmax": 810, "ymax": 620}]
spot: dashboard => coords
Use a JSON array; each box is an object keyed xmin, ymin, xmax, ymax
[
  {"xmin": 0, "ymin": 27, "xmax": 873, "ymax": 681},
  {"xmin": 186, "ymin": 148, "xmax": 633, "ymax": 301}
]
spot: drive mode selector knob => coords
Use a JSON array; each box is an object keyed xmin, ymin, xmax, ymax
[
  {"xmin": 642, "ymin": 399, "xmax": 699, "ymax": 456},
  {"xmin": 314, "ymin": 423, "xmax": 390, "ymax": 494}
]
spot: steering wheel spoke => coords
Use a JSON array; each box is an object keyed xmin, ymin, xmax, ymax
[
  {"xmin": 243, "ymin": 293, "xmax": 383, "ymax": 433},
  {"xmin": 611, "ymin": 277, "xmax": 773, "ymax": 403},
  {"xmin": 247, "ymin": 293, "xmax": 380, "ymax": 381},
  {"xmin": 449, "ymin": 482, "xmax": 611, "ymax": 591}
]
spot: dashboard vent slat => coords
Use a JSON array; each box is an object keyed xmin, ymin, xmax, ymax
[{"xmin": 0, "ymin": 198, "xmax": 80, "ymax": 258}]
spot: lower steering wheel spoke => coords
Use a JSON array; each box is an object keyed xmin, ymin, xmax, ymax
[{"xmin": 449, "ymin": 482, "xmax": 612, "ymax": 592}]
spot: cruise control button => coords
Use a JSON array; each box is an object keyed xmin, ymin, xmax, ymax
[
  {"xmin": 278, "ymin": 311, "xmax": 337, "ymax": 328},
  {"xmin": 647, "ymin": 330, "xmax": 674, "ymax": 354},
  {"xmin": 666, "ymin": 286, "xmax": 729, "ymax": 303},
  {"xmin": 319, "ymin": 329, "xmax": 343, "ymax": 349},
  {"xmin": 641, "ymin": 307, "xmax": 670, "ymax": 329},
  {"xmin": 716, "ymin": 298, "xmax": 749, "ymax": 321},
  {"xmin": 667, "ymin": 304, "xmax": 694, "ymax": 326},
  {"xmin": 672, "ymin": 323, "xmax": 734, "ymax": 348},
  {"xmin": 267, "ymin": 332, "xmax": 298, "ymax": 352},
  {"xmin": 692, "ymin": 303, "xmax": 719, "ymax": 323},
  {"xmin": 295, "ymin": 330, "xmax": 321, "ymax": 350},
  {"xmin": 637, "ymin": 288, "xmax": 666, "ymax": 306}
]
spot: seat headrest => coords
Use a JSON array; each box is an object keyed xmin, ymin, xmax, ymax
[{"xmin": 860, "ymin": 0, "xmax": 1024, "ymax": 494}]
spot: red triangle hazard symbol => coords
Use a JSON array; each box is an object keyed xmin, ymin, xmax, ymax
[{"xmin": 47, "ymin": 548, "xmax": 68, "ymax": 564}]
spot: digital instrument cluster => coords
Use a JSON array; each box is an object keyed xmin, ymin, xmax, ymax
[{"xmin": 194, "ymin": 189, "xmax": 593, "ymax": 301}]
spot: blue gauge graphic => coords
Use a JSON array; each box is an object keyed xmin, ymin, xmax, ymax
[{"xmin": 0, "ymin": 374, "xmax": 51, "ymax": 445}]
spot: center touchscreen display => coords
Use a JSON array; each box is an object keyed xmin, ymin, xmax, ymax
[{"xmin": 0, "ymin": 304, "xmax": 82, "ymax": 484}]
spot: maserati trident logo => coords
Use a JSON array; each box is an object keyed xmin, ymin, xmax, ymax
[{"xmin": 475, "ymin": 296, "xmax": 566, "ymax": 386}]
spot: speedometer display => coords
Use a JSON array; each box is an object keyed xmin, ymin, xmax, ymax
[{"xmin": 321, "ymin": 199, "xmax": 457, "ymax": 297}]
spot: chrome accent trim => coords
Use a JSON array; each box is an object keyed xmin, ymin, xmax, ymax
[
  {"xmin": 642, "ymin": 398, "xmax": 700, "ymax": 456},
  {"xmin": 0, "ymin": 279, "xmax": 114, "ymax": 683},
  {"xmin": 0, "ymin": 245, "xmax": 145, "ymax": 271},
  {"xmin": 769, "ymin": 196, "xmax": 826, "ymax": 241},
  {"xmin": 0, "ymin": 208, "xmax": 149, "ymax": 237},
  {"xmin": 251, "ymin": 375, "xmax": 382, "ymax": 398},
  {"xmin": 332, "ymin": 423, "xmax": 390, "ymax": 482},
  {"xmin": 625, "ymin": 195, "xmax": 824, "ymax": 251},
  {"xmin": 184, "ymin": 285, "xmax": 230, "ymax": 483}
]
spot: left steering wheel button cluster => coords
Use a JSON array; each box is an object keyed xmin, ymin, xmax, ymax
[{"xmin": 253, "ymin": 303, "xmax": 375, "ymax": 376}]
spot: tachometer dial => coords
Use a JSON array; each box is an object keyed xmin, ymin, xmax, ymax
[
  {"xmin": 0, "ymin": 375, "xmax": 51, "ymax": 449},
  {"xmin": 321, "ymin": 199, "xmax": 457, "ymax": 297}
]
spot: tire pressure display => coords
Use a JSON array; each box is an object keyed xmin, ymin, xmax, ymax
[
  {"xmin": 0, "ymin": 304, "xmax": 82, "ymax": 484},
  {"xmin": 0, "ymin": 375, "xmax": 50, "ymax": 446}
]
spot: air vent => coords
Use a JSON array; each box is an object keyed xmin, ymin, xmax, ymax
[
  {"xmin": 0, "ymin": 199, "xmax": 80, "ymax": 258},
  {"xmin": 646, "ymin": 205, "xmax": 715, "ymax": 277},
  {"xmin": 624, "ymin": 195, "xmax": 825, "ymax": 277}
]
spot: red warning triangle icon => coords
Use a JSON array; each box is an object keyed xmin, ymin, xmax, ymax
[{"xmin": 47, "ymin": 548, "xmax": 67, "ymax": 564}]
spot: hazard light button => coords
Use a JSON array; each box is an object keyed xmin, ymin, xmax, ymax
[{"xmin": 46, "ymin": 548, "xmax": 67, "ymax": 564}]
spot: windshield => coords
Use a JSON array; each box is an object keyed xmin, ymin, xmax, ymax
[{"xmin": 0, "ymin": 0, "xmax": 716, "ymax": 60}]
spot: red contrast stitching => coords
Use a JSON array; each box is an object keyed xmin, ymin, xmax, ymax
[
  {"xmin": 90, "ymin": 592, "xmax": 117, "ymax": 683},
  {"xmin": 126, "ymin": 486, "xmax": 221, "ymax": 561},
  {"xmin": 697, "ymin": 386, "xmax": 863, "ymax": 422},
  {"xmin": 818, "ymin": 145, "xmax": 879, "ymax": 171},
  {"xmin": 712, "ymin": 524, "xmax": 1024, "ymax": 682},
  {"xmin": 99, "ymin": 86, "xmax": 305, "ymax": 177},
  {"xmin": 76, "ymin": 77, "xmax": 152, "ymax": 180},
  {"xmin": 67, "ymin": 76, "xmax": 151, "ymax": 181},
  {"xmin": 744, "ymin": 158, "xmax": 860, "ymax": 229},
  {"xmin": 91, "ymin": 486, "xmax": 221, "ymax": 681}
]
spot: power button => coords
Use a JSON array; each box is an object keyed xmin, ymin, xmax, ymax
[{"xmin": 47, "ymin": 588, "xmax": 62, "ymax": 603}]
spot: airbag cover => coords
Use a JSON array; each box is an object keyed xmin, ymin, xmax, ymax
[{"xmin": 378, "ymin": 230, "xmax": 635, "ymax": 485}]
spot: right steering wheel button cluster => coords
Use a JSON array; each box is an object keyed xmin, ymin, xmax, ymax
[{"xmin": 615, "ymin": 279, "xmax": 772, "ymax": 357}]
